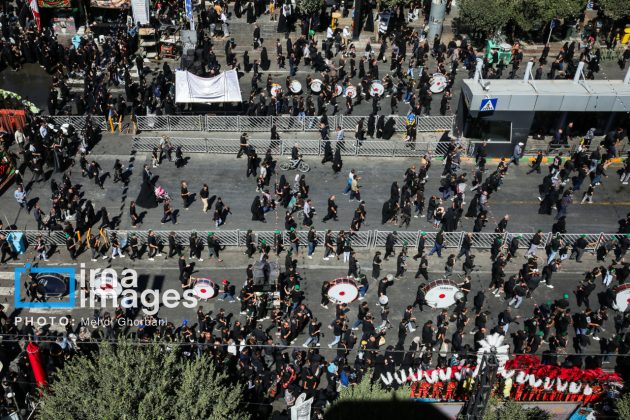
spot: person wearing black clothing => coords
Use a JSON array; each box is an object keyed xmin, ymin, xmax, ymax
[
  {"xmin": 237, "ymin": 133, "xmax": 249, "ymax": 158},
  {"xmin": 498, "ymin": 308, "xmax": 518, "ymax": 334},
  {"xmin": 383, "ymin": 231, "xmax": 397, "ymax": 260},
  {"xmin": 245, "ymin": 230, "xmax": 256, "ymax": 258},
  {"xmin": 473, "ymin": 328, "xmax": 487, "ymax": 351},
  {"xmin": 168, "ymin": 231, "xmax": 180, "ymax": 258},
  {"xmin": 178, "ymin": 255, "xmax": 190, "ymax": 283},
  {"xmin": 303, "ymin": 318, "xmax": 322, "ymax": 347},
  {"xmin": 147, "ymin": 231, "xmax": 161, "ymax": 260},
  {"xmin": 113, "ymin": 159, "xmax": 124, "ymax": 183},
  {"xmin": 527, "ymin": 150, "xmax": 544, "ymax": 174},
  {"xmin": 421, "ymin": 321, "xmax": 435, "ymax": 349},
  {"xmin": 322, "ymin": 195, "xmax": 338, "ymax": 222},
  {"xmin": 291, "ymin": 144, "xmax": 299, "ymax": 160},
  {"xmin": 463, "ymin": 254, "xmax": 476, "ymax": 276},
  {"xmin": 347, "ymin": 252, "xmax": 359, "ymax": 277},
  {"xmin": 412, "ymin": 232, "xmax": 427, "ymax": 260},
  {"xmin": 189, "ymin": 233, "xmax": 200, "ymax": 260},
  {"xmin": 575, "ymin": 279, "xmax": 596, "ymax": 308},
  {"xmin": 451, "ymin": 329, "xmax": 464, "ymax": 352},
  {"xmin": 413, "ymin": 285, "xmax": 427, "ymax": 311},
  {"xmin": 397, "ymin": 321, "xmax": 409, "ymax": 347},
  {"xmin": 570, "ymin": 235, "xmax": 590, "ymax": 262},
  {"xmin": 395, "ymin": 250, "xmax": 407, "ymax": 278},
  {"xmin": 415, "ymin": 255, "xmax": 429, "ymax": 281},
  {"xmin": 372, "ymin": 252, "xmax": 382, "ymax": 279},
  {"xmin": 541, "ymin": 260, "xmax": 559, "ymax": 289},
  {"xmin": 88, "ymin": 161, "xmax": 104, "ymax": 189},
  {"xmin": 473, "ymin": 291, "xmax": 485, "ymax": 314},
  {"xmin": 456, "ymin": 232, "xmax": 473, "ymax": 259},
  {"xmin": 128, "ymin": 234, "xmax": 140, "ymax": 260},
  {"xmin": 320, "ymin": 281, "xmax": 330, "ymax": 308}
]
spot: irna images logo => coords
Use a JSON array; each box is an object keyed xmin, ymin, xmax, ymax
[
  {"xmin": 14, "ymin": 264, "xmax": 75, "ymax": 309},
  {"xmin": 14, "ymin": 264, "xmax": 198, "ymax": 315}
]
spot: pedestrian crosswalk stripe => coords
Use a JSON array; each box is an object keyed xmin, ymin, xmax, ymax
[
  {"xmin": 0, "ymin": 272, "xmax": 15, "ymax": 280},
  {"xmin": 0, "ymin": 286, "xmax": 14, "ymax": 296}
]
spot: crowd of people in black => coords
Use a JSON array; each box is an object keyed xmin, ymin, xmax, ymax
[{"xmin": 2, "ymin": 0, "xmax": 630, "ymax": 418}]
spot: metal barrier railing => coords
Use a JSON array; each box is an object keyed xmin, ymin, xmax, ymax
[
  {"xmin": 132, "ymin": 137, "xmax": 456, "ymax": 157},
  {"xmin": 6, "ymin": 230, "xmax": 621, "ymax": 251},
  {"xmin": 121, "ymin": 115, "xmax": 455, "ymax": 134}
]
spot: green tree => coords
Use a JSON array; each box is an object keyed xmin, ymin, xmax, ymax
[
  {"xmin": 296, "ymin": 0, "xmax": 324, "ymax": 15},
  {"xmin": 482, "ymin": 396, "xmax": 551, "ymax": 420},
  {"xmin": 598, "ymin": 0, "xmax": 630, "ymax": 20},
  {"xmin": 511, "ymin": 0, "xmax": 583, "ymax": 32},
  {"xmin": 38, "ymin": 341, "xmax": 249, "ymax": 420},
  {"xmin": 459, "ymin": 0, "xmax": 583, "ymax": 37},
  {"xmin": 458, "ymin": 0, "xmax": 516, "ymax": 37},
  {"xmin": 327, "ymin": 370, "xmax": 411, "ymax": 412},
  {"xmin": 617, "ymin": 393, "xmax": 630, "ymax": 420}
]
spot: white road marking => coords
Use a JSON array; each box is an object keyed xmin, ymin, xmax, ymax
[{"xmin": 0, "ymin": 286, "xmax": 14, "ymax": 296}]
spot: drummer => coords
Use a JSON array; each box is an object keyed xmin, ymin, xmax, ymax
[{"xmin": 27, "ymin": 273, "xmax": 45, "ymax": 302}]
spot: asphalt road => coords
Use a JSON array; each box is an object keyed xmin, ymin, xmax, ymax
[
  {"xmin": 0, "ymin": 248, "xmax": 621, "ymax": 361},
  {"xmin": 5, "ymin": 151, "xmax": 628, "ymax": 235}
]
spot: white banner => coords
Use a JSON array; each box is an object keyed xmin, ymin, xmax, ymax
[
  {"xmin": 290, "ymin": 394, "xmax": 313, "ymax": 420},
  {"xmin": 131, "ymin": 0, "xmax": 149, "ymax": 25},
  {"xmin": 175, "ymin": 70, "xmax": 242, "ymax": 103}
]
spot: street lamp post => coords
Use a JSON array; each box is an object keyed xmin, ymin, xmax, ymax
[{"xmin": 461, "ymin": 352, "xmax": 499, "ymax": 420}]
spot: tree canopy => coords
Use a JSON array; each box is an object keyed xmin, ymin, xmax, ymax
[
  {"xmin": 483, "ymin": 396, "xmax": 551, "ymax": 420},
  {"xmin": 459, "ymin": 0, "xmax": 583, "ymax": 36},
  {"xmin": 598, "ymin": 0, "xmax": 630, "ymax": 20},
  {"xmin": 38, "ymin": 341, "xmax": 249, "ymax": 420},
  {"xmin": 330, "ymin": 370, "xmax": 411, "ymax": 406}
]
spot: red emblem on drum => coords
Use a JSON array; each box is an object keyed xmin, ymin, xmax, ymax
[
  {"xmin": 194, "ymin": 278, "xmax": 217, "ymax": 300},
  {"xmin": 327, "ymin": 277, "xmax": 359, "ymax": 304}
]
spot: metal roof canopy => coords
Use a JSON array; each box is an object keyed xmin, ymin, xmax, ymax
[{"xmin": 462, "ymin": 74, "xmax": 630, "ymax": 113}]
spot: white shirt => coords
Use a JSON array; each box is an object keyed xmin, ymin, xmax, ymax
[
  {"xmin": 327, "ymin": 27, "xmax": 334, "ymax": 39},
  {"xmin": 14, "ymin": 130, "xmax": 25, "ymax": 145},
  {"xmin": 336, "ymin": 129, "xmax": 345, "ymax": 141}
]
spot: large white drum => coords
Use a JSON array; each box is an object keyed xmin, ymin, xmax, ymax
[
  {"xmin": 615, "ymin": 283, "xmax": 630, "ymax": 312},
  {"xmin": 430, "ymin": 73, "xmax": 448, "ymax": 93},
  {"xmin": 423, "ymin": 279, "xmax": 461, "ymax": 309},
  {"xmin": 310, "ymin": 79, "xmax": 323, "ymax": 93},
  {"xmin": 193, "ymin": 278, "xmax": 217, "ymax": 300},
  {"xmin": 370, "ymin": 81, "xmax": 384, "ymax": 96},
  {"xmin": 327, "ymin": 277, "xmax": 359, "ymax": 304}
]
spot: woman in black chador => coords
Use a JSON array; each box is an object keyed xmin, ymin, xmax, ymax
[
  {"xmin": 251, "ymin": 196, "xmax": 265, "ymax": 222},
  {"xmin": 465, "ymin": 192, "xmax": 480, "ymax": 218},
  {"xmin": 135, "ymin": 164, "xmax": 158, "ymax": 208},
  {"xmin": 332, "ymin": 146, "xmax": 343, "ymax": 173}
]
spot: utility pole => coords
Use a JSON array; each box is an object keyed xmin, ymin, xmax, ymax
[
  {"xmin": 427, "ymin": 0, "xmax": 446, "ymax": 42},
  {"xmin": 461, "ymin": 353, "xmax": 499, "ymax": 420},
  {"xmin": 353, "ymin": 0, "xmax": 363, "ymax": 39}
]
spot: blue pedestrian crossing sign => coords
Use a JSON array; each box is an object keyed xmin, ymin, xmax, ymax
[{"xmin": 479, "ymin": 98, "xmax": 498, "ymax": 112}]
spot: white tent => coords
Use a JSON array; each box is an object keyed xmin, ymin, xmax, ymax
[{"xmin": 175, "ymin": 69, "xmax": 242, "ymax": 103}]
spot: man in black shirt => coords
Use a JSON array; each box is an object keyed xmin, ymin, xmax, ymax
[
  {"xmin": 322, "ymin": 195, "xmax": 338, "ymax": 222},
  {"xmin": 237, "ymin": 132, "xmax": 249, "ymax": 158},
  {"xmin": 415, "ymin": 255, "xmax": 429, "ymax": 281},
  {"xmin": 412, "ymin": 232, "xmax": 427, "ymax": 260},
  {"xmin": 456, "ymin": 232, "xmax": 473, "ymax": 260},
  {"xmin": 570, "ymin": 235, "xmax": 590, "ymax": 262}
]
